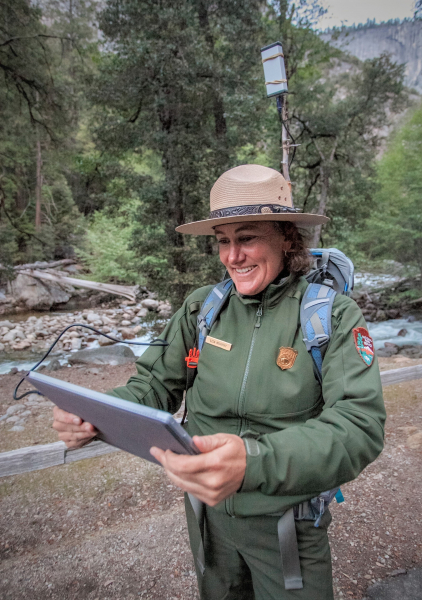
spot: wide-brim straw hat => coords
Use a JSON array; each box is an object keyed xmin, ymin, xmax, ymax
[{"xmin": 176, "ymin": 164, "xmax": 329, "ymax": 235}]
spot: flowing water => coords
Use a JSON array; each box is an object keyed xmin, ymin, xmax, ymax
[{"xmin": 1, "ymin": 312, "xmax": 421, "ymax": 375}]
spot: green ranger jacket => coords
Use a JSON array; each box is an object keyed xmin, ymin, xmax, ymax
[{"xmin": 110, "ymin": 275, "xmax": 385, "ymax": 518}]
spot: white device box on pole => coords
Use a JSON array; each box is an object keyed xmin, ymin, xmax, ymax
[{"xmin": 261, "ymin": 42, "xmax": 288, "ymax": 97}]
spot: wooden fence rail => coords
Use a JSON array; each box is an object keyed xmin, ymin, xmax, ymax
[{"xmin": 1, "ymin": 364, "xmax": 421, "ymax": 479}]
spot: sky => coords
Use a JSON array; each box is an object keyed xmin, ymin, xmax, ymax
[{"xmin": 317, "ymin": 0, "xmax": 415, "ymax": 30}]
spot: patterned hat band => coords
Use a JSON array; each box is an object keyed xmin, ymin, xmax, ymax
[{"xmin": 209, "ymin": 204, "xmax": 301, "ymax": 219}]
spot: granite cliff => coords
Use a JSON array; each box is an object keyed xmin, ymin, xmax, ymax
[{"xmin": 322, "ymin": 20, "xmax": 422, "ymax": 92}]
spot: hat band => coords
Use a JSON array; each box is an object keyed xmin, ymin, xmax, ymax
[{"xmin": 209, "ymin": 204, "xmax": 300, "ymax": 219}]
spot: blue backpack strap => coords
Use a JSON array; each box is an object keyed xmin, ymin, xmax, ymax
[
  {"xmin": 298, "ymin": 282, "xmax": 345, "ymax": 520},
  {"xmin": 197, "ymin": 278, "xmax": 233, "ymax": 351},
  {"xmin": 300, "ymin": 283, "xmax": 336, "ymax": 384}
]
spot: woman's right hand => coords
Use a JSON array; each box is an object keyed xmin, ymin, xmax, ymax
[{"xmin": 52, "ymin": 406, "xmax": 98, "ymax": 449}]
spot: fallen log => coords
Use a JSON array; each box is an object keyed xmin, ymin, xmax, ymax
[
  {"xmin": 0, "ymin": 259, "xmax": 77, "ymax": 271},
  {"xmin": 20, "ymin": 269, "xmax": 139, "ymax": 303}
]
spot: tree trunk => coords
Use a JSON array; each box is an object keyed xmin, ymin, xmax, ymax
[
  {"xmin": 310, "ymin": 165, "xmax": 329, "ymax": 247},
  {"xmin": 35, "ymin": 134, "xmax": 42, "ymax": 232},
  {"xmin": 197, "ymin": 1, "xmax": 229, "ymax": 166}
]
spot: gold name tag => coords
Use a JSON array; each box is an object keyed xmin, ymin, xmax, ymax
[{"xmin": 205, "ymin": 336, "xmax": 232, "ymax": 351}]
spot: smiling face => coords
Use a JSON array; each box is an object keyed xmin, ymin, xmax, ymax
[{"xmin": 215, "ymin": 221, "xmax": 290, "ymax": 296}]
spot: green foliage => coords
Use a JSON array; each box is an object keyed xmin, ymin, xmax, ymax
[
  {"xmin": 0, "ymin": 0, "xmax": 413, "ymax": 302},
  {"xmin": 357, "ymin": 102, "xmax": 422, "ymax": 279},
  {"xmin": 0, "ymin": 0, "xmax": 98, "ymax": 266},
  {"xmin": 76, "ymin": 203, "xmax": 143, "ymax": 285}
]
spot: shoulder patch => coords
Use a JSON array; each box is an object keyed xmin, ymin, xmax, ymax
[{"xmin": 353, "ymin": 327, "xmax": 374, "ymax": 367}]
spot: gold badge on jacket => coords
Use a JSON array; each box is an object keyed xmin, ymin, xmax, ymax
[{"xmin": 276, "ymin": 347, "xmax": 298, "ymax": 370}]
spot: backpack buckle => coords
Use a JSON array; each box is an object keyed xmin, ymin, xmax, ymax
[
  {"xmin": 303, "ymin": 334, "xmax": 330, "ymax": 352},
  {"xmin": 185, "ymin": 348, "xmax": 200, "ymax": 369}
]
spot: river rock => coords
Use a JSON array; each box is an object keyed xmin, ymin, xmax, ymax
[
  {"xmin": 71, "ymin": 338, "xmax": 82, "ymax": 350},
  {"xmin": 6, "ymin": 415, "xmax": 20, "ymax": 423},
  {"xmin": 141, "ymin": 299, "xmax": 159, "ymax": 311},
  {"xmin": 10, "ymin": 425, "xmax": 25, "ymax": 432},
  {"xmin": 121, "ymin": 328, "xmax": 135, "ymax": 340},
  {"xmin": 3, "ymin": 328, "xmax": 25, "ymax": 342},
  {"xmin": 68, "ymin": 345, "xmax": 136, "ymax": 366},
  {"xmin": 0, "ymin": 320, "xmax": 14, "ymax": 328},
  {"xmin": 158, "ymin": 303, "xmax": 172, "ymax": 318},
  {"xmin": 46, "ymin": 359, "xmax": 61, "ymax": 372},
  {"xmin": 397, "ymin": 328, "xmax": 408, "ymax": 337},
  {"xmin": 121, "ymin": 320, "xmax": 131, "ymax": 326},
  {"xmin": 102, "ymin": 315, "xmax": 115, "ymax": 325},
  {"xmin": 377, "ymin": 347, "xmax": 398, "ymax": 357},
  {"xmin": 6, "ymin": 404, "xmax": 25, "ymax": 415},
  {"xmin": 11, "ymin": 340, "xmax": 32, "ymax": 351},
  {"xmin": 86, "ymin": 312, "xmax": 101, "ymax": 323},
  {"xmin": 136, "ymin": 308, "xmax": 148, "ymax": 318},
  {"xmin": 0, "ymin": 343, "xmax": 4, "ymax": 352},
  {"xmin": 98, "ymin": 335, "xmax": 116, "ymax": 346}
]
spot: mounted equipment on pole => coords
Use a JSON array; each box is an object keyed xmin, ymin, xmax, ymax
[{"xmin": 261, "ymin": 41, "xmax": 298, "ymax": 196}]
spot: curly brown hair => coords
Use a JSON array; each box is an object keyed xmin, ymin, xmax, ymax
[{"xmin": 273, "ymin": 221, "xmax": 313, "ymax": 276}]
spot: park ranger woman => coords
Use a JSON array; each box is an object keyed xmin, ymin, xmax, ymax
[{"xmin": 53, "ymin": 165, "xmax": 385, "ymax": 600}]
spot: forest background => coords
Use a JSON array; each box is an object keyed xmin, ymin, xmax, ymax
[{"xmin": 0, "ymin": 0, "xmax": 421, "ymax": 308}]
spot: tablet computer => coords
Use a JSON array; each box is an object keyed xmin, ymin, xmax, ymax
[{"xmin": 25, "ymin": 370, "xmax": 199, "ymax": 465}]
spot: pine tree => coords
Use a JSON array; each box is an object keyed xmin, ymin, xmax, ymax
[{"xmin": 92, "ymin": 0, "xmax": 264, "ymax": 306}]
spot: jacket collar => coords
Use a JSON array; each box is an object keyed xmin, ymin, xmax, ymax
[{"xmin": 231, "ymin": 274, "xmax": 309, "ymax": 308}]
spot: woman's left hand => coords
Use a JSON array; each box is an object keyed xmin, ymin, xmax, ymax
[{"xmin": 150, "ymin": 433, "xmax": 247, "ymax": 506}]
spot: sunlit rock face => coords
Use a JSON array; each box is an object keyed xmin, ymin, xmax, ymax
[{"xmin": 321, "ymin": 20, "xmax": 422, "ymax": 93}]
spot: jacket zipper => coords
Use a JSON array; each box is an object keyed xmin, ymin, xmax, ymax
[
  {"xmin": 226, "ymin": 302, "xmax": 263, "ymax": 517},
  {"xmin": 238, "ymin": 303, "xmax": 262, "ymax": 418}
]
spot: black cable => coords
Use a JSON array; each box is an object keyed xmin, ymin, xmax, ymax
[{"xmin": 13, "ymin": 323, "xmax": 169, "ymax": 401}]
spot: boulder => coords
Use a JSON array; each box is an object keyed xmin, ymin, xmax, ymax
[
  {"xmin": 141, "ymin": 299, "xmax": 159, "ymax": 311},
  {"xmin": 397, "ymin": 328, "xmax": 408, "ymax": 337},
  {"xmin": 68, "ymin": 345, "xmax": 136, "ymax": 366},
  {"xmin": 136, "ymin": 308, "xmax": 148, "ymax": 319},
  {"xmin": 7, "ymin": 272, "xmax": 74, "ymax": 310}
]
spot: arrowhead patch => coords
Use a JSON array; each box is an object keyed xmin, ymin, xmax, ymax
[{"xmin": 353, "ymin": 327, "xmax": 374, "ymax": 367}]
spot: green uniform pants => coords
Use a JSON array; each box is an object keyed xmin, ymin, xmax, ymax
[{"xmin": 185, "ymin": 497, "xmax": 334, "ymax": 600}]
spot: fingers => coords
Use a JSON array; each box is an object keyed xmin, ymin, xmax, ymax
[
  {"xmin": 192, "ymin": 433, "xmax": 228, "ymax": 453},
  {"xmin": 53, "ymin": 406, "xmax": 82, "ymax": 426},
  {"xmin": 150, "ymin": 433, "xmax": 247, "ymax": 506},
  {"xmin": 53, "ymin": 419, "xmax": 95, "ymax": 434},
  {"xmin": 52, "ymin": 405, "xmax": 97, "ymax": 449},
  {"xmin": 57, "ymin": 430, "xmax": 96, "ymax": 446}
]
